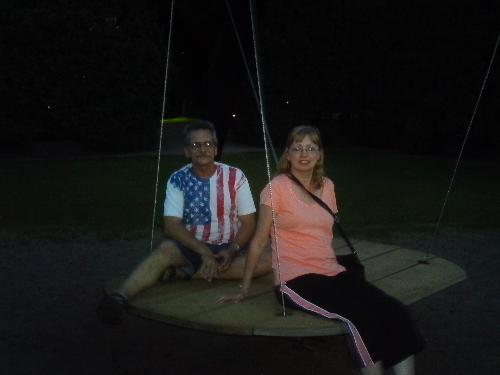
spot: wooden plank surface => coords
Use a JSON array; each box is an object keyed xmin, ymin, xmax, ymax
[{"xmin": 106, "ymin": 241, "xmax": 466, "ymax": 337}]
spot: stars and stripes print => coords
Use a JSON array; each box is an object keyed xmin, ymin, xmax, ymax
[
  {"xmin": 182, "ymin": 175, "xmax": 211, "ymax": 226},
  {"xmin": 168, "ymin": 163, "xmax": 243, "ymax": 245}
]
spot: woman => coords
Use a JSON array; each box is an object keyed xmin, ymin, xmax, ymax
[{"xmin": 218, "ymin": 126, "xmax": 424, "ymax": 375}]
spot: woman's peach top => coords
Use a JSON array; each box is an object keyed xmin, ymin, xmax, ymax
[{"xmin": 260, "ymin": 174, "xmax": 346, "ymax": 285}]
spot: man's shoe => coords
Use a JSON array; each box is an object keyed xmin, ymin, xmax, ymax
[{"xmin": 96, "ymin": 292, "xmax": 127, "ymax": 325}]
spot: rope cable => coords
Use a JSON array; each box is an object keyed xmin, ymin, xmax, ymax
[
  {"xmin": 423, "ymin": 31, "xmax": 500, "ymax": 261},
  {"xmin": 224, "ymin": 0, "xmax": 278, "ymax": 165},
  {"xmin": 150, "ymin": 0, "xmax": 176, "ymax": 252},
  {"xmin": 249, "ymin": 0, "xmax": 287, "ymax": 316}
]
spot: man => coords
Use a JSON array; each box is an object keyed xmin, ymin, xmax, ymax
[{"xmin": 97, "ymin": 120, "xmax": 271, "ymax": 324}]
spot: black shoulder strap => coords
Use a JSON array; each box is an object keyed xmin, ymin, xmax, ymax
[{"xmin": 288, "ymin": 174, "xmax": 358, "ymax": 256}]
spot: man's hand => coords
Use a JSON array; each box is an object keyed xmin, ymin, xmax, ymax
[
  {"xmin": 215, "ymin": 247, "xmax": 237, "ymax": 273},
  {"xmin": 199, "ymin": 253, "xmax": 219, "ymax": 282}
]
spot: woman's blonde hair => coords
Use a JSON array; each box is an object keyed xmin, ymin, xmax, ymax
[{"xmin": 276, "ymin": 125, "xmax": 325, "ymax": 189}]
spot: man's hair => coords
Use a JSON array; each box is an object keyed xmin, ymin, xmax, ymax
[{"xmin": 183, "ymin": 119, "xmax": 218, "ymax": 145}]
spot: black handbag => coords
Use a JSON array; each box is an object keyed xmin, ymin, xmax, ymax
[{"xmin": 288, "ymin": 174, "xmax": 366, "ymax": 280}]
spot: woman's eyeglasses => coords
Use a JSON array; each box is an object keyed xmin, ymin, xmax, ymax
[{"xmin": 289, "ymin": 145, "xmax": 320, "ymax": 153}]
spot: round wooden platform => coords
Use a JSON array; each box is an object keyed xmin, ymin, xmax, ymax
[{"xmin": 106, "ymin": 240, "xmax": 466, "ymax": 337}]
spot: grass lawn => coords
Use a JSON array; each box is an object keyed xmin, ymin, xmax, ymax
[{"xmin": 2, "ymin": 150, "xmax": 499, "ymax": 240}]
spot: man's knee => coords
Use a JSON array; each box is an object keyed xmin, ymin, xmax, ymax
[{"xmin": 153, "ymin": 240, "xmax": 182, "ymax": 264}]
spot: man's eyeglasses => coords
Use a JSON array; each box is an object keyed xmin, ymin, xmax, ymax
[
  {"xmin": 188, "ymin": 141, "xmax": 216, "ymax": 150},
  {"xmin": 289, "ymin": 145, "xmax": 320, "ymax": 154}
]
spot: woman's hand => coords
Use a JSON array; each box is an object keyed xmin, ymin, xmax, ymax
[{"xmin": 216, "ymin": 288, "xmax": 248, "ymax": 304}]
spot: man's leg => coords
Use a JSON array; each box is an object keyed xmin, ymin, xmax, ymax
[
  {"xmin": 117, "ymin": 240, "xmax": 187, "ymax": 299},
  {"xmin": 212, "ymin": 246, "xmax": 272, "ymax": 280},
  {"xmin": 97, "ymin": 240, "xmax": 187, "ymax": 324}
]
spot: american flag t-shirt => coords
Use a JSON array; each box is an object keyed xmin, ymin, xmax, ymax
[{"xmin": 164, "ymin": 163, "xmax": 256, "ymax": 245}]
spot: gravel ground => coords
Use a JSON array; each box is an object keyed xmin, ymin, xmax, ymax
[{"xmin": 2, "ymin": 228, "xmax": 499, "ymax": 375}]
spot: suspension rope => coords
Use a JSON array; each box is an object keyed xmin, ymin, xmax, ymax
[
  {"xmin": 249, "ymin": 0, "xmax": 287, "ymax": 316},
  {"xmin": 224, "ymin": 0, "xmax": 278, "ymax": 165},
  {"xmin": 422, "ymin": 31, "xmax": 500, "ymax": 262},
  {"xmin": 150, "ymin": 0, "xmax": 176, "ymax": 253}
]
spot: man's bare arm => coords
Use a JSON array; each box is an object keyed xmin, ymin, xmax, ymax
[
  {"xmin": 163, "ymin": 216, "xmax": 212, "ymax": 256},
  {"xmin": 216, "ymin": 213, "xmax": 256, "ymax": 272},
  {"xmin": 231, "ymin": 213, "xmax": 256, "ymax": 250}
]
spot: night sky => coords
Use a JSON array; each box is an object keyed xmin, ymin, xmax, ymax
[{"xmin": 2, "ymin": 0, "xmax": 499, "ymax": 156}]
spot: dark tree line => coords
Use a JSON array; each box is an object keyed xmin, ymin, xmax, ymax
[{"xmin": 2, "ymin": 0, "xmax": 499, "ymax": 156}]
